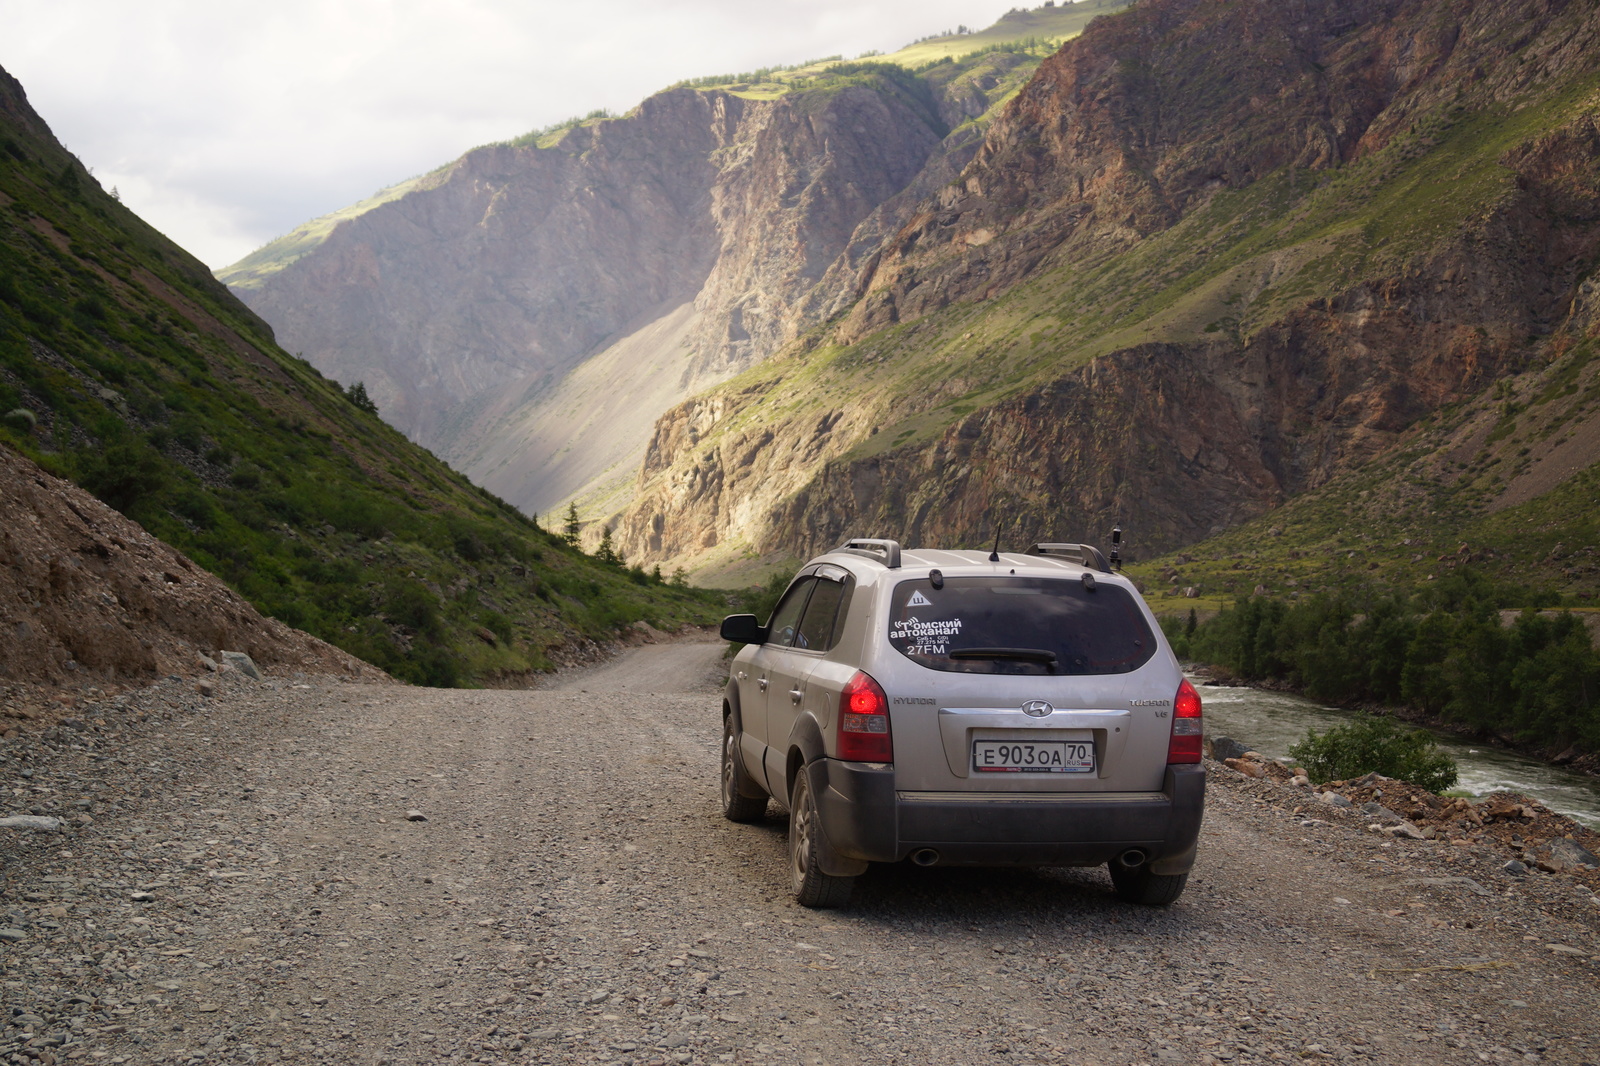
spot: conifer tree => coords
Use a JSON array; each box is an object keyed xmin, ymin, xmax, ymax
[{"xmin": 562, "ymin": 502, "xmax": 581, "ymax": 547}]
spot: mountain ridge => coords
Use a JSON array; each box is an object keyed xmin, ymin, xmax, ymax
[
  {"xmin": 217, "ymin": 5, "xmax": 1127, "ymax": 521},
  {"xmin": 610, "ymin": 0, "xmax": 1600, "ymax": 596}
]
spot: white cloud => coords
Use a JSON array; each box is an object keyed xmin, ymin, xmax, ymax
[{"xmin": 0, "ymin": 0, "xmax": 1026, "ymax": 268}]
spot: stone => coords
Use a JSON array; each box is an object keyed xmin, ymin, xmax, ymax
[
  {"xmin": 198, "ymin": 654, "xmax": 218, "ymax": 672},
  {"xmin": 1547, "ymin": 944, "xmax": 1586, "ymax": 956},
  {"xmin": 1223, "ymin": 756, "xmax": 1267, "ymax": 778},
  {"xmin": 1209, "ymin": 736, "xmax": 1252, "ymax": 762},
  {"xmin": 1526, "ymin": 836, "xmax": 1599, "ymax": 874},
  {"xmin": 1501, "ymin": 859, "xmax": 1528, "ymax": 875},
  {"xmin": 0, "ymin": 928, "xmax": 25, "ymax": 942},
  {"xmin": 0, "ymin": 814, "xmax": 63, "ymax": 831},
  {"xmin": 1360, "ymin": 802, "xmax": 1404, "ymax": 825},
  {"xmin": 1404, "ymin": 877, "xmax": 1491, "ymax": 896},
  {"xmin": 1319, "ymin": 792, "xmax": 1354, "ymax": 808},
  {"xmin": 218, "ymin": 651, "xmax": 262, "ymax": 680},
  {"xmin": 406, "ymin": 810, "xmax": 427, "ymax": 822},
  {"xmin": 197, "ymin": 680, "xmax": 215, "ymax": 697},
  {"xmin": 1382, "ymin": 822, "xmax": 1428, "ymax": 840},
  {"xmin": 131, "ymin": 891, "xmax": 155, "ymax": 902}
]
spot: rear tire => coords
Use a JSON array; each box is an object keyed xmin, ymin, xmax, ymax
[
  {"xmin": 789, "ymin": 771, "xmax": 854, "ymax": 908},
  {"xmin": 1108, "ymin": 862, "xmax": 1189, "ymax": 906},
  {"xmin": 720, "ymin": 714, "xmax": 767, "ymax": 823}
]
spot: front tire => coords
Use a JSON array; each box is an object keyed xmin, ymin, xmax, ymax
[
  {"xmin": 789, "ymin": 770, "xmax": 854, "ymax": 908},
  {"xmin": 1108, "ymin": 862, "xmax": 1189, "ymax": 905},
  {"xmin": 720, "ymin": 714, "xmax": 767, "ymax": 823}
]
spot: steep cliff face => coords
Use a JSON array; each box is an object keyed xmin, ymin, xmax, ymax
[
  {"xmin": 230, "ymin": 88, "xmax": 732, "ymax": 447},
  {"xmin": 616, "ymin": 0, "xmax": 1600, "ymax": 575},
  {"xmin": 223, "ymin": 22, "xmax": 1081, "ymax": 517}
]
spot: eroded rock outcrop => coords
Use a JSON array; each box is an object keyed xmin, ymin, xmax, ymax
[{"xmin": 617, "ymin": 0, "xmax": 1600, "ymax": 568}]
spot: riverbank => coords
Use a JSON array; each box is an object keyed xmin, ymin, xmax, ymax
[{"xmin": 1188, "ymin": 661, "xmax": 1600, "ymax": 781}]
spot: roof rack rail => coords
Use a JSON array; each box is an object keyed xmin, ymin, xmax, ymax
[
  {"xmin": 1025, "ymin": 542, "xmax": 1111, "ymax": 573},
  {"xmin": 838, "ymin": 538, "xmax": 902, "ymax": 569}
]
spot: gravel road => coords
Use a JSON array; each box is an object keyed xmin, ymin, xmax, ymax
[{"xmin": 4, "ymin": 641, "xmax": 1600, "ymax": 1066}]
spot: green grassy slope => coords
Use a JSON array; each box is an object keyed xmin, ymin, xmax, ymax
[{"xmin": 0, "ymin": 69, "xmax": 721, "ymax": 686}]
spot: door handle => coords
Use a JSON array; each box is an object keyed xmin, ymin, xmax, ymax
[
  {"xmin": 789, "ymin": 688, "xmax": 803, "ymax": 704},
  {"xmin": 757, "ymin": 677, "xmax": 768, "ymax": 691}
]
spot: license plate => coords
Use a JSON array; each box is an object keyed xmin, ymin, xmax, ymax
[{"xmin": 972, "ymin": 740, "xmax": 1095, "ymax": 773}]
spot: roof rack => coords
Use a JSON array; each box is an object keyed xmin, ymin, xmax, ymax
[
  {"xmin": 1025, "ymin": 542, "xmax": 1111, "ymax": 573},
  {"xmin": 838, "ymin": 538, "xmax": 902, "ymax": 569}
]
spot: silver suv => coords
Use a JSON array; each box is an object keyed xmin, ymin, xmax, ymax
[{"xmin": 718, "ymin": 538, "xmax": 1205, "ymax": 908}]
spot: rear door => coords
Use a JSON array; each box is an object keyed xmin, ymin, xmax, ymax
[{"xmin": 876, "ymin": 573, "xmax": 1175, "ymax": 794}]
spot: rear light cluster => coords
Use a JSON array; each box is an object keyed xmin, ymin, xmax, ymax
[
  {"xmin": 1167, "ymin": 677, "xmax": 1203, "ymax": 764},
  {"xmin": 837, "ymin": 670, "xmax": 892, "ymax": 762}
]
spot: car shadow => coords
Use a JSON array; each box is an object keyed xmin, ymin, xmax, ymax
[{"xmin": 736, "ymin": 810, "xmax": 1186, "ymax": 929}]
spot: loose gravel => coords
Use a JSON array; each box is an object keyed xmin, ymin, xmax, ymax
[{"xmin": 4, "ymin": 643, "xmax": 1600, "ymax": 1066}]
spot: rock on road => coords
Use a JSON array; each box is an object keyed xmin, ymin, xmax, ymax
[{"xmin": 3, "ymin": 642, "xmax": 1600, "ymax": 1066}]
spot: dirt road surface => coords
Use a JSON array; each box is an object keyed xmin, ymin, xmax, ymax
[{"xmin": 4, "ymin": 641, "xmax": 1600, "ymax": 1065}]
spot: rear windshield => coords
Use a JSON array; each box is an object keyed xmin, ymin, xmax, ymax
[{"xmin": 886, "ymin": 575, "xmax": 1156, "ymax": 675}]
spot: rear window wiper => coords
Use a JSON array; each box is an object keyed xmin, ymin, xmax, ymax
[{"xmin": 948, "ymin": 648, "xmax": 1059, "ymax": 671}]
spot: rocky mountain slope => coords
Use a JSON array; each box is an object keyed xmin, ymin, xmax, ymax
[
  {"xmin": 219, "ymin": 4, "xmax": 1124, "ymax": 520},
  {"xmin": 613, "ymin": 0, "xmax": 1600, "ymax": 594},
  {"xmin": 0, "ymin": 63, "xmax": 718, "ymax": 686}
]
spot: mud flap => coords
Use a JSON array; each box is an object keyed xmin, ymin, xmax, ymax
[{"xmin": 806, "ymin": 760, "xmax": 870, "ymax": 877}]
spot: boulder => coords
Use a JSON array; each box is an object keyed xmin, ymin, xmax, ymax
[
  {"xmin": 1209, "ymin": 735, "xmax": 1253, "ymax": 762},
  {"xmin": 1526, "ymin": 836, "xmax": 1600, "ymax": 874},
  {"xmin": 1360, "ymin": 802, "xmax": 1404, "ymax": 825},
  {"xmin": 218, "ymin": 650, "xmax": 262, "ymax": 680}
]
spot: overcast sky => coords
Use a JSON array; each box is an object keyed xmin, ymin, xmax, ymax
[{"xmin": 1, "ymin": 0, "xmax": 1026, "ymax": 271}]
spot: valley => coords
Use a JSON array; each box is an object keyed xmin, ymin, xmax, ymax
[{"xmin": 217, "ymin": 0, "xmax": 1600, "ymax": 622}]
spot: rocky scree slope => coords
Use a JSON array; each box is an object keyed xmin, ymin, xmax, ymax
[
  {"xmin": 615, "ymin": 0, "xmax": 1600, "ymax": 584},
  {"xmin": 0, "ymin": 63, "xmax": 717, "ymax": 686},
  {"xmin": 220, "ymin": 27, "xmax": 1089, "ymax": 520},
  {"xmin": 0, "ymin": 442, "xmax": 382, "ymax": 691}
]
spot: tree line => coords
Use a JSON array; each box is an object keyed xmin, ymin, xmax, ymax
[{"xmin": 1164, "ymin": 570, "xmax": 1600, "ymax": 752}]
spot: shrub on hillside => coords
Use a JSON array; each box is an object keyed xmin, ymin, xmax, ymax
[{"xmin": 1288, "ymin": 714, "xmax": 1458, "ymax": 793}]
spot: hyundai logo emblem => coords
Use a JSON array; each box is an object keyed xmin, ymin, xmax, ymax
[{"xmin": 1022, "ymin": 700, "xmax": 1054, "ymax": 718}]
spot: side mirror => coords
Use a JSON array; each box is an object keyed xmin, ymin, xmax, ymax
[{"xmin": 720, "ymin": 614, "xmax": 767, "ymax": 645}]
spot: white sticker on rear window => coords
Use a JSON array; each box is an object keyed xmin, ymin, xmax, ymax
[
  {"xmin": 907, "ymin": 590, "xmax": 932, "ymax": 606},
  {"xmin": 889, "ymin": 616, "xmax": 963, "ymax": 642}
]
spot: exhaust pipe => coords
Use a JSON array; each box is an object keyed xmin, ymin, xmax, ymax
[
  {"xmin": 1116, "ymin": 848, "xmax": 1148, "ymax": 869},
  {"xmin": 910, "ymin": 848, "xmax": 940, "ymax": 867}
]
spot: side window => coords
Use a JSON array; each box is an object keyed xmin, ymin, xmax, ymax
[
  {"xmin": 766, "ymin": 578, "xmax": 815, "ymax": 649},
  {"xmin": 795, "ymin": 576, "xmax": 851, "ymax": 652}
]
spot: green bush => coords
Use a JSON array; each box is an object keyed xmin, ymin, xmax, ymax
[{"xmin": 1288, "ymin": 715, "xmax": 1459, "ymax": 793}]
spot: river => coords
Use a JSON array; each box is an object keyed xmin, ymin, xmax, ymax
[{"xmin": 1197, "ymin": 679, "xmax": 1600, "ymax": 829}]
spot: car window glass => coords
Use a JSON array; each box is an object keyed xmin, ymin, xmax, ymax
[
  {"xmin": 885, "ymin": 575, "xmax": 1155, "ymax": 675},
  {"xmin": 766, "ymin": 578, "xmax": 815, "ymax": 649},
  {"xmin": 795, "ymin": 576, "xmax": 850, "ymax": 652}
]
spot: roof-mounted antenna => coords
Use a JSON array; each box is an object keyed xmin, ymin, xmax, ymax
[
  {"xmin": 1110, "ymin": 523, "xmax": 1123, "ymax": 571},
  {"xmin": 988, "ymin": 524, "xmax": 1002, "ymax": 563}
]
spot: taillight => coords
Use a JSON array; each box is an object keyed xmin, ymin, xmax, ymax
[
  {"xmin": 837, "ymin": 671, "xmax": 892, "ymax": 762},
  {"xmin": 1167, "ymin": 678, "xmax": 1203, "ymax": 764}
]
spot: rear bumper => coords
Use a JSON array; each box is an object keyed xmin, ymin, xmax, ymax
[{"xmin": 811, "ymin": 760, "xmax": 1205, "ymax": 872}]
